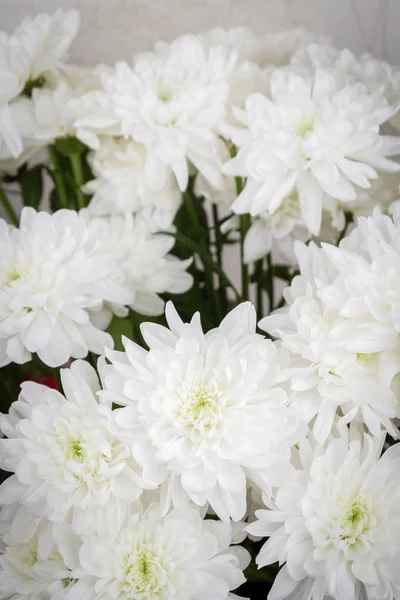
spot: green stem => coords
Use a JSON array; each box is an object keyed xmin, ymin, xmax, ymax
[
  {"xmin": 266, "ymin": 253, "xmax": 275, "ymax": 313},
  {"xmin": 212, "ymin": 203, "xmax": 228, "ymax": 311},
  {"xmin": 232, "ymin": 170, "xmax": 250, "ymax": 301},
  {"xmin": 48, "ymin": 146, "xmax": 68, "ymax": 209},
  {"xmin": 256, "ymin": 259, "xmax": 264, "ymax": 317},
  {"xmin": 183, "ymin": 191, "xmax": 222, "ymax": 316},
  {"xmin": 337, "ymin": 211, "xmax": 353, "ymax": 244},
  {"xmin": 0, "ymin": 185, "xmax": 18, "ymax": 226},
  {"xmin": 69, "ymin": 153, "xmax": 86, "ymax": 209},
  {"xmin": 239, "ymin": 214, "xmax": 250, "ymax": 301},
  {"xmin": 183, "ymin": 190, "xmax": 200, "ymax": 230}
]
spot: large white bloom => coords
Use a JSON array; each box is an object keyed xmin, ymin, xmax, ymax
[
  {"xmin": 86, "ymin": 137, "xmax": 181, "ymax": 216},
  {"xmin": 0, "ymin": 207, "xmax": 134, "ymax": 368},
  {"xmin": 88, "ymin": 210, "xmax": 193, "ymax": 318},
  {"xmin": 102, "ymin": 35, "xmax": 237, "ymax": 192},
  {"xmin": 0, "ymin": 361, "xmax": 149, "ymax": 532},
  {"xmin": 248, "ymin": 432, "xmax": 400, "ymax": 600},
  {"xmin": 100, "ymin": 301, "xmax": 299, "ymax": 522},
  {"xmin": 224, "ymin": 69, "xmax": 400, "ymax": 235},
  {"xmin": 0, "ymin": 505, "xmax": 78, "ymax": 600},
  {"xmin": 259, "ymin": 208, "xmax": 400, "ymax": 444},
  {"xmin": 0, "ymin": 9, "xmax": 79, "ymax": 158},
  {"xmin": 70, "ymin": 503, "xmax": 249, "ymax": 600}
]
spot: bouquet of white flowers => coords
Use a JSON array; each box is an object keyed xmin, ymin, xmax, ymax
[{"xmin": 1, "ymin": 9, "xmax": 400, "ymax": 600}]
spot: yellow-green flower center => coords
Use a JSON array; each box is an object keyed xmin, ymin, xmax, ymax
[
  {"xmin": 122, "ymin": 544, "xmax": 170, "ymax": 597},
  {"xmin": 178, "ymin": 382, "xmax": 221, "ymax": 430},
  {"xmin": 340, "ymin": 499, "xmax": 370, "ymax": 542}
]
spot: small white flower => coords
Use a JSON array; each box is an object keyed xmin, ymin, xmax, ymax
[
  {"xmin": 346, "ymin": 171, "xmax": 400, "ymax": 219},
  {"xmin": 224, "ymin": 69, "xmax": 400, "ymax": 235},
  {"xmin": 243, "ymin": 192, "xmax": 311, "ymax": 264},
  {"xmin": 260, "ymin": 209, "xmax": 400, "ymax": 443},
  {"xmin": 200, "ymin": 27, "xmax": 328, "ymax": 68},
  {"xmin": 70, "ymin": 503, "xmax": 249, "ymax": 600},
  {"xmin": 30, "ymin": 65, "xmax": 112, "ymax": 146},
  {"xmin": 291, "ymin": 43, "xmax": 400, "ymax": 121},
  {"xmin": 0, "ymin": 505, "xmax": 77, "ymax": 600},
  {"xmin": 89, "ymin": 210, "xmax": 193, "ymax": 317},
  {"xmin": 102, "ymin": 35, "xmax": 237, "ymax": 192},
  {"xmin": 0, "ymin": 9, "xmax": 79, "ymax": 158},
  {"xmin": 0, "ymin": 207, "xmax": 134, "ymax": 368},
  {"xmin": 12, "ymin": 9, "xmax": 79, "ymax": 84},
  {"xmin": 86, "ymin": 137, "xmax": 181, "ymax": 216},
  {"xmin": 0, "ymin": 361, "xmax": 149, "ymax": 531},
  {"xmin": 100, "ymin": 301, "xmax": 299, "ymax": 522},
  {"xmin": 248, "ymin": 432, "xmax": 400, "ymax": 600},
  {"xmin": 0, "ymin": 96, "xmax": 44, "ymax": 162}
]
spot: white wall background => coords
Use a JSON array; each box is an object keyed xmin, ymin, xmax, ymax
[{"xmin": 1, "ymin": 0, "xmax": 399, "ymax": 66}]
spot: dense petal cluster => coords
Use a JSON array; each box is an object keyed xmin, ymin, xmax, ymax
[
  {"xmin": 100, "ymin": 302, "xmax": 299, "ymax": 522},
  {"xmin": 70, "ymin": 504, "xmax": 249, "ymax": 600},
  {"xmin": 260, "ymin": 207, "xmax": 400, "ymax": 443},
  {"xmin": 0, "ymin": 361, "xmax": 149, "ymax": 532},
  {"xmin": 85, "ymin": 137, "xmax": 181, "ymax": 216},
  {"xmin": 100, "ymin": 35, "xmax": 237, "ymax": 192},
  {"xmin": 0, "ymin": 207, "xmax": 192, "ymax": 367},
  {"xmin": 0, "ymin": 507, "xmax": 77, "ymax": 600},
  {"xmin": 0, "ymin": 9, "xmax": 79, "ymax": 159},
  {"xmin": 248, "ymin": 432, "xmax": 400, "ymax": 600},
  {"xmin": 291, "ymin": 43, "xmax": 400, "ymax": 123},
  {"xmin": 224, "ymin": 69, "xmax": 400, "ymax": 237},
  {"xmin": 89, "ymin": 210, "xmax": 193, "ymax": 317}
]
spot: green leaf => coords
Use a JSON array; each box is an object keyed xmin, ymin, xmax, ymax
[
  {"xmin": 244, "ymin": 561, "xmax": 280, "ymax": 583},
  {"xmin": 159, "ymin": 231, "xmax": 241, "ymax": 301},
  {"xmin": 106, "ymin": 315, "xmax": 134, "ymax": 351},
  {"xmin": 55, "ymin": 136, "xmax": 86, "ymax": 157},
  {"xmin": 19, "ymin": 165, "xmax": 44, "ymax": 209}
]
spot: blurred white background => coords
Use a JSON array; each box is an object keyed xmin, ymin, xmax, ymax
[{"xmin": 1, "ymin": 0, "xmax": 399, "ymax": 65}]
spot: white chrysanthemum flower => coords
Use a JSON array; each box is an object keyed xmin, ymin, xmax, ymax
[
  {"xmin": 260, "ymin": 209, "xmax": 400, "ymax": 443},
  {"xmin": 89, "ymin": 210, "xmax": 193, "ymax": 317},
  {"xmin": 86, "ymin": 137, "xmax": 181, "ymax": 216},
  {"xmin": 346, "ymin": 171, "xmax": 400, "ymax": 219},
  {"xmin": 0, "ymin": 361, "xmax": 149, "ymax": 532},
  {"xmin": 30, "ymin": 81, "xmax": 78, "ymax": 144},
  {"xmin": 0, "ymin": 505, "xmax": 77, "ymax": 600},
  {"xmin": 11, "ymin": 9, "xmax": 79, "ymax": 85},
  {"xmin": 0, "ymin": 97, "xmax": 43, "ymax": 164},
  {"xmin": 243, "ymin": 193, "xmax": 311, "ymax": 264},
  {"xmin": 224, "ymin": 69, "xmax": 400, "ymax": 235},
  {"xmin": 100, "ymin": 301, "xmax": 299, "ymax": 522},
  {"xmin": 291, "ymin": 44, "xmax": 400, "ymax": 120},
  {"xmin": 102, "ymin": 35, "xmax": 237, "ymax": 192},
  {"xmin": 200, "ymin": 27, "xmax": 328, "ymax": 68},
  {"xmin": 29, "ymin": 64, "xmax": 114, "ymax": 148},
  {"xmin": 70, "ymin": 503, "xmax": 249, "ymax": 600},
  {"xmin": 0, "ymin": 9, "xmax": 79, "ymax": 158},
  {"xmin": 0, "ymin": 207, "xmax": 134, "ymax": 367},
  {"xmin": 248, "ymin": 432, "xmax": 400, "ymax": 600}
]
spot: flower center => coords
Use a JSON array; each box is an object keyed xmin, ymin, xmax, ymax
[
  {"xmin": 340, "ymin": 500, "xmax": 370, "ymax": 541},
  {"xmin": 67, "ymin": 438, "xmax": 85, "ymax": 462},
  {"xmin": 2, "ymin": 268, "xmax": 21, "ymax": 289},
  {"xmin": 122, "ymin": 544, "xmax": 170, "ymax": 597},
  {"xmin": 296, "ymin": 119, "xmax": 315, "ymax": 139},
  {"xmin": 20, "ymin": 539, "xmax": 38, "ymax": 568},
  {"xmin": 178, "ymin": 382, "xmax": 221, "ymax": 431}
]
